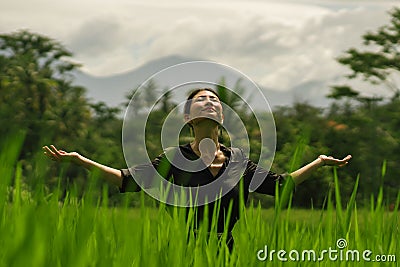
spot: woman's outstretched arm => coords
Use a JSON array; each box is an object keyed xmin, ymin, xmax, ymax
[
  {"xmin": 43, "ymin": 145, "xmax": 122, "ymax": 188},
  {"xmin": 290, "ymin": 154, "xmax": 352, "ymax": 186}
]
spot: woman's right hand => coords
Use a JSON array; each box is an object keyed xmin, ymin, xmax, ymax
[
  {"xmin": 42, "ymin": 145, "xmax": 80, "ymax": 164},
  {"xmin": 43, "ymin": 145, "xmax": 122, "ymax": 187}
]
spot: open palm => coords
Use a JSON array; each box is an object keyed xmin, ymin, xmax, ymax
[
  {"xmin": 319, "ymin": 154, "xmax": 352, "ymax": 167},
  {"xmin": 43, "ymin": 145, "xmax": 79, "ymax": 163}
]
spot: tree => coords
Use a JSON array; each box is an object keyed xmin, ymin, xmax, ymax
[
  {"xmin": 335, "ymin": 7, "xmax": 400, "ymax": 100},
  {"xmin": 159, "ymin": 88, "xmax": 177, "ymax": 114},
  {"xmin": 327, "ymin": 85, "xmax": 359, "ymax": 100},
  {"xmin": 328, "ymin": 8, "xmax": 400, "ymax": 204},
  {"xmin": 0, "ymin": 30, "xmax": 92, "ymax": 158}
]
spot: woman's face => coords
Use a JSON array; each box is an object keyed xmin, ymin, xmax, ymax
[{"xmin": 185, "ymin": 90, "xmax": 224, "ymax": 126}]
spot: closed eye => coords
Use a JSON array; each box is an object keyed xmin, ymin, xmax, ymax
[{"xmin": 194, "ymin": 96, "xmax": 220, "ymax": 103}]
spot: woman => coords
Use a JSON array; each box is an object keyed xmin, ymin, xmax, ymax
[{"xmin": 43, "ymin": 88, "xmax": 352, "ymax": 251}]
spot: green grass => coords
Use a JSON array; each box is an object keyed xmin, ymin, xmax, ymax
[{"xmin": 0, "ymin": 137, "xmax": 399, "ymax": 266}]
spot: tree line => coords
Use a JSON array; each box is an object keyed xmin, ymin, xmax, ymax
[{"xmin": 1, "ymin": 7, "xmax": 399, "ymax": 208}]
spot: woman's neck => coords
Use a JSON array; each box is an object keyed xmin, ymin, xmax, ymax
[{"xmin": 190, "ymin": 121, "xmax": 219, "ymax": 152}]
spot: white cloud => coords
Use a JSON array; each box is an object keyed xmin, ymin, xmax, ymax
[
  {"xmin": 0, "ymin": 0, "xmax": 398, "ymax": 92},
  {"xmin": 68, "ymin": 17, "xmax": 123, "ymax": 56}
]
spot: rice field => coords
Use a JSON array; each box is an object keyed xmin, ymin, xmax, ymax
[{"xmin": 0, "ymin": 137, "xmax": 398, "ymax": 267}]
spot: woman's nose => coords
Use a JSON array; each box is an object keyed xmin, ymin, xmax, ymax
[
  {"xmin": 204, "ymin": 97, "xmax": 215, "ymax": 105},
  {"xmin": 204, "ymin": 98, "xmax": 213, "ymax": 105}
]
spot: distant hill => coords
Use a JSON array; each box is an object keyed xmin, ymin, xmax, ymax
[{"xmin": 72, "ymin": 55, "xmax": 332, "ymax": 111}]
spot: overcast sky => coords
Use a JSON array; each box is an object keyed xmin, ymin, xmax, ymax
[{"xmin": 1, "ymin": 0, "xmax": 398, "ymax": 94}]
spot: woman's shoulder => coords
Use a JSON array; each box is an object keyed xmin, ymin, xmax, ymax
[{"xmin": 219, "ymin": 144, "xmax": 243, "ymax": 155}]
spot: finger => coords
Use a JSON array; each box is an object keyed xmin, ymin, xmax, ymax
[
  {"xmin": 343, "ymin": 155, "xmax": 352, "ymax": 161},
  {"xmin": 43, "ymin": 146, "xmax": 57, "ymax": 157},
  {"xmin": 50, "ymin": 145, "xmax": 62, "ymax": 156},
  {"xmin": 45, "ymin": 145, "xmax": 55, "ymax": 154},
  {"xmin": 336, "ymin": 159, "xmax": 349, "ymax": 165},
  {"xmin": 338, "ymin": 156, "xmax": 352, "ymax": 167},
  {"xmin": 338, "ymin": 156, "xmax": 352, "ymax": 164},
  {"xmin": 43, "ymin": 151, "xmax": 58, "ymax": 162}
]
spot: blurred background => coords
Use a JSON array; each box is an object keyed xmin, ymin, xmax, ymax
[{"xmin": 0, "ymin": 0, "xmax": 399, "ymax": 208}]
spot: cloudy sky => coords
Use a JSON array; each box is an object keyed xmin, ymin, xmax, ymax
[{"xmin": 1, "ymin": 0, "xmax": 398, "ymax": 95}]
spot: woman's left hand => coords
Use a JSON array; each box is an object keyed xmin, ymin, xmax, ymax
[{"xmin": 318, "ymin": 154, "xmax": 352, "ymax": 167}]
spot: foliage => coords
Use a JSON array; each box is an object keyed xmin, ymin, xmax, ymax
[
  {"xmin": 0, "ymin": 30, "xmax": 89, "ymax": 156},
  {"xmin": 335, "ymin": 7, "xmax": 400, "ymax": 99},
  {"xmin": 0, "ymin": 143, "xmax": 398, "ymax": 266},
  {"xmin": 0, "ymin": 30, "xmax": 124, "ymax": 196},
  {"xmin": 1, "ymin": 20, "xmax": 400, "ymax": 208},
  {"xmin": 324, "ymin": 6, "xmax": 400, "ymax": 206},
  {"xmin": 1, "ymin": 11, "xmax": 400, "ymax": 265}
]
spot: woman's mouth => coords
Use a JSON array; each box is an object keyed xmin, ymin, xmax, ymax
[{"xmin": 203, "ymin": 107, "xmax": 216, "ymax": 112}]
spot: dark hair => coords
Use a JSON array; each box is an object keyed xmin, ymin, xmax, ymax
[{"xmin": 183, "ymin": 88, "xmax": 220, "ymax": 115}]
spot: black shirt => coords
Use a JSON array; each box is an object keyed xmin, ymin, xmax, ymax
[{"xmin": 120, "ymin": 143, "xmax": 292, "ymax": 233}]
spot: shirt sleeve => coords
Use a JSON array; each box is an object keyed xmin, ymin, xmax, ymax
[
  {"xmin": 244, "ymin": 159, "xmax": 294, "ymax": 196},
  {"xmin": 119, "ymin": 152, "xmax": 172, "ymax": 193}
]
